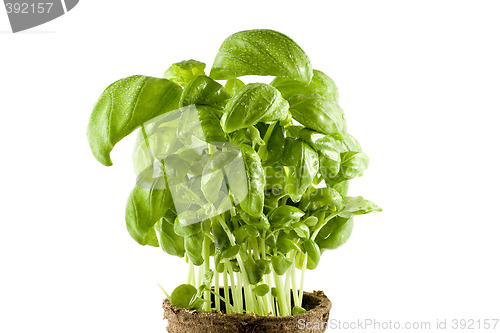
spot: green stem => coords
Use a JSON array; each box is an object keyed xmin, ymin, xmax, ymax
[
  {"xmin": 218, "ymin": 217, "xmax": 256, "ymax": 314},
  {"xmin": 223, "ymin": 265, "xmax": 231, "ymax": 313},
  {"xmin": 187, "ymin": 259, "xmax": 195, "ymax": 286},
  {"xmin": 311, "ymin": 212, "xmax": 337, "ymax": 241},
  {"xmin": 140, "ymin": 124, "xmax": 154, "ymax": 164},
  {"xmin": 257, "ymin": 121, "xmax": 277, "ymax": 159},
  {"xmin": 290, "ymin": 251, "xmax": 299, "ymax": 308},
  {"xmin": 214, "ymin": 269, "xmax": 220, "ymax": 311},
  {"xmin": 206, "ymin": 288, "xmax": 236, "ymax": 313},
  {"xmin": 272, "ymin": 269, "xmax": 289, "ymax": 316},
  {"xmin": 203, "ymin": 223, "xmax": 211, "ymax": 311},
  {"xmin": 298, "ymin": 254, "xmax": 308, "ymax": 305}
]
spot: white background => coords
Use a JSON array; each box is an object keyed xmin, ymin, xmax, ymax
[{"xmin": 1, "ymin": 1, "xmax": 499, "ymax": 332}]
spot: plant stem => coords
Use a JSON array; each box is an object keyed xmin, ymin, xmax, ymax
[
  {"xmin": 311, "ymin": 212, "xmax": 337, "ymax": 241},
  {"xmin": 257, "ymin": 121, "xmax": 277, "ymax": 159},
  {"xmin": 290, "ymin": 251, "xmax": 299, "ymax": 308},
  {"xmin": 223, "ymin": 265, "xmax": 231, "ymax": 313},
  {"xmin": 214, "ymin": 269, "xmax": 220, "ymax": 311},
  {"xmin": 298, "ymin": 254, "xmax": 308, "ymax": 305},
  {"xmin": 218, "ymin": 217, "xmax": 256, "ymax": 314},
  {"xmin": 187, "ymin": 259, "xmax": 195, "ymax": 286},
  {"xmin": 140, "ymin": 124, "xmax": 154, "ymax": 164},
  {"xmin": 272, "ymin": 269, "xmax": 289, "ymax": 316},
  {"xmin": 203, "ymin": 222, "xmax": 211, "ymax": 311}
]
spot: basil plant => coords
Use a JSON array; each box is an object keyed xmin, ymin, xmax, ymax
[{"xmin": 87, "ymin": 29, "xmax": 380, "ymax": 316}]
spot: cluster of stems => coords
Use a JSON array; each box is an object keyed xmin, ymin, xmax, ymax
[{"xmin": 187, "ymin": 215, "xmax": 309, "ymax": 316}]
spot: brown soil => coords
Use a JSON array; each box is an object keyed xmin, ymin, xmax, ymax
[{"xmin": 163, "ymin": 289, "xmax": 332, "ymax": 333}]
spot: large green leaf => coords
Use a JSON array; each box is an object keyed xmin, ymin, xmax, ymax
[
  {"xmin": 87, "ymin": 75, "xmax": 182, "ymax": 166},
  {"xmin": 210, "ymin": 29, "xmax": 312, "ymax": 83}
]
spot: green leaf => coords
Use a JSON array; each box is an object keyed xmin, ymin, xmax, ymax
[
  {"xmin": 177, "ymin": 105, "xmax": 227, "ymax": 148},
  {"xmin": 210, "ymin": 29, "xmax": 312, "ymax": 82},
  {"xmin": 292, "ymin": 306, "xmax": 307, "ymax": 315},
  {"xmin": 225, "ymin": 78, "xmax": 245, "ymax": 96},
  {"xmin": 336, "ymin": 133, "xmax": 363, "ymax": 153},
  {"xmin": 230, "ymin": 144, "xmax": 265, "ymax": 217},
  {"xmin": 132, "ymin": 125, "xmax": 180, "ymax": 176},
  {"xmin": 334, "ymin": 151, "xmax": 370, "ymax": 182},
  {"xmin": 221, "ymin": 83, "xmax": 289, "ymax": 133},
  {"xmin": 180, "ymin": 75, "xmax": 230, "ymax": 109},
  {"xmin": 271, "ymin": 69, "xmax": 339, "ymax": 102},
  {"xmin": 303, "ymin": 239, "xmax": 321, "ymax": 269},
  {"xmin": 125, "ymin": 167, "xmax": 173, "ymax": 246},
  {"xmin": 164, "ymin": 60, "xmax": 206, "ymax": 87},
  {"xmin": 340, "ymin": 196, "xmax": 382, "ymax": 218},
  {"xmin": 88, "ymin": 76, "xmax": 182, "ymax": 166},
  {"xmin": 237, "ymin": 210, "xmax": 270, "ymax": 230},
  {"xmin": 252, "ymin": 284, "xmax": 270, "ymax": 296},
  {"xmin": 174, "ymin": 213, "xmax": 203, "ymax": 237},
  {"xmin": 201, "ymin": 164, "xmax": 224, "ymax": 204},
  {"xmin": 222, "ymin": 245, "xmax": 241, "ymax": 259},
  {"xmin": 299, "ymin": 187, "xmax": 344, "ymax": 212},
  {"xmin": 170, "ymin": 284, "xmax": 198, "ymax": 309},
  {"xmin": 268, "ymin": 205, "xmax": 305, "ymax": 228},
  {"xmin": 264, "ymin": 163, "xmax": 286, "ymax": 198},
  {"xmin": 281, "ymin": 138, "xmax": 319, "ymax": 202},
  {"xmin": 212, "ymin": 218, "xmax": 230, "ymax": 250},
  {"xmin": 271, "ymin": 254, "xmax": 293, "ymax": 275},
  {"xmin": 244, "ymin": 256, "xmax": 270, "ymax": 285},
  {"xmin": 298, "ymin": 128, "xmax": 341, "ymax": 181},
  {"xmin": 156, "ymin": 215, "xmax": 185, "ymax": 257},
  {"xmin": 276, "ymin": 231, "xmax": 301, "ymax": 254},
  {"xmin": 315, "ymin": 216, "xmax": 354, "ymax": 250},
  {"xmin": 185, "ymin": 232, "xmax": 204, "ymax": 266},
  {"xmin": 262, "ymin": 124, "xmax": 285, "ymax": 165},
  {"xmin": 234, "ymin": 225, "xmax": 259, "ymax": 244},
  {"xmin": 289, "ymin": 94, "xmax": 347, "ymax": 140}
]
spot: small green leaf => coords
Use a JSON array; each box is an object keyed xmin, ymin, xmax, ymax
[
  {"xmin": 177, "ymin": 105, "xmax": 226, "ymax": 148},
  {"xmin": 221, "ymin": 245, "xmax": 241, "ymax": 259},
  {"xmin": 170, "ymin": 284, "xmax": 198, "ymax": 309},
  {"xmin": 185, "ymin": 232, "xmax": 204, "ymax": 266},
  {"xmin": 225, "ymin": 78, "xmax": 245, "ymax": 96},
  {"xmin": 298, "ymin": 128, "xmax": 341, "ymax": 181},
  {"xmin": 125, "ymin": 168, "xmax": 173, "ymax": 246},
  {"xmin": 268, "ymin": 205, "xmax": 305, "ymax": 228},
  {"xmin": 210, "ymin": 29, "xmax": 312, "ymax": 82},
  {"xmin": 252, "ymin": 284, "xmax": 270, "ymax": 296},
  {"xmin": 156, "ymin": 216, "xmax": 185, "ymax": 257},
  {"xmin": 180, "ymin": 75, "xmax": 230, "ymax": 109},
  {"xmin": 164, "ymin": 60, "xmax": 206, "ymax": 87},
  {"xmin": 281, "ymin": 138, "xmax": 319, "ymax": 202},
  {"xmin": 315, "ymin": 216, "xmax": 354, "ymax": 250},
  {"xmin": 272, "ymin": 69, "xmax": 339, "ymax": 102},
  {"xmin": 221, "ymin": 83, "xmax": 289, "ymax": 133},
  {"xmin": 334, "ymin": 151, "xmax": 370, "ymax": 182},
  {"xmin": 271, "ymin": 254, "xmax": 293, "ymax": 275},
  {"xmin": 340, "ymin": 196, "xmax": 382, "ymax": 218},
  {"xmin": 228, "ymin": 144, "xmax": 265, "ymax": 217},
  {"xmin": 289, "ymin": 94, "xmax": 347, "ymax": 140},
  {"xmin": 292, "ymin": 306, "xmax": 307, "ymax": 315}
]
